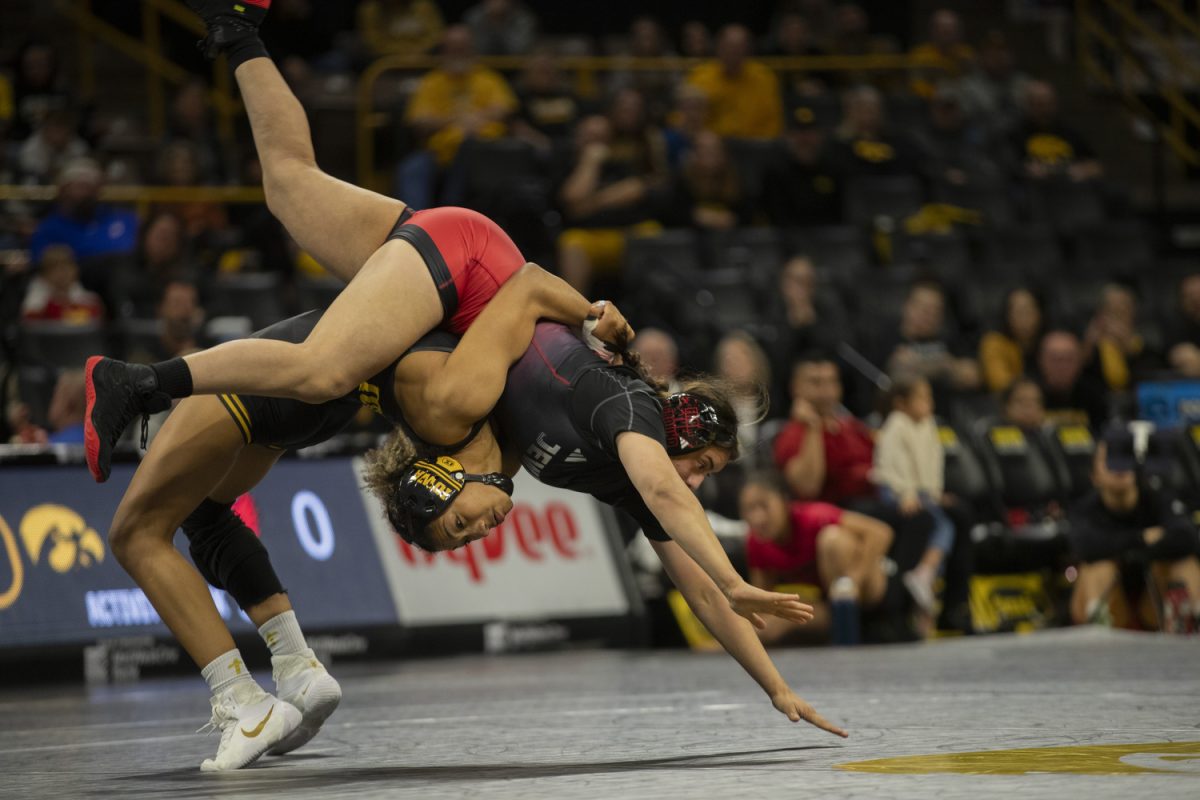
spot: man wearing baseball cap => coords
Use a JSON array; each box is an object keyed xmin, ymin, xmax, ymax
[{"xmin": 30, "ymin": 157, "xmax": 138, "ymax": 263}]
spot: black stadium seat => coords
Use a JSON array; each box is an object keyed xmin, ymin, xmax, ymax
[
  {"xmin": 695, "ymin": 268, "xmax": 767, "ymax": 333},
  {"xmin": 985, "ymin": 226, "xmax": 1063, "ymax": 279},
  {"xmin": 975, "ymin": 422, "xmax": 1065, "ymax": 511},
  {"xmin": 705, "ymin": 228, "xmax": 784, "ymax": 275},
  {"xmin": 785, "ymin": 225, "xmax": 871, "ymax": 277},
  {"xmin": 1071, "ymin": 221, "xmax": 1153, "ymax": 278},
  {"xmin": 934, "ymin": 179, "xmax": 1015, "ymax": 228},
  {"xmin": 1028, "ymin": 179, "xmax": 1106, "ymax": 235},
  {"xmin": 891, "ymin": 230, "xmax": 971, "ymax": 281},
  {"xmin": 624, "ymin": 229, "xmax": 701, "ymax": 276},
  {"xmin": 1039, "ymin": 423, "xmax": 1097, "ymax": 500},
  {"xmin": 843, "ymin": 175, "xmax": 925, "ymax": 226},
  {"xmin": 939, "ymin": 423, "xmax": 993, "ymax": 511},
  {"xmin": 206, "ymin": 273, "xmax": 287, "ymax": 330},
  {"xmin": 18, "ymin": 321, "xmax": 108, "ymax": 370}
]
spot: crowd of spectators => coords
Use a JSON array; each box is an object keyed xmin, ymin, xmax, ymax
[{"xmin": 2, "ymin": 1, "xmax": 1199, "ymax": 641}]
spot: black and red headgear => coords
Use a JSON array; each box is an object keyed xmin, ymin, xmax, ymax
[{"xmin": 662, "ymin": 393, "xmax": 738, "ymax": 456}]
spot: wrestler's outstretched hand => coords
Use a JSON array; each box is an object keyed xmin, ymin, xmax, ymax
[
  {"xmin": 583, "ymin": 301, "xmax": 635, "ymax": 360},
  {"xmin": 726, "ymin": 581, "xmax": 815, "ymax": 629},
  {"xmin": 771, "ymin": 688, "xmax": 849, "ymax": 738}
]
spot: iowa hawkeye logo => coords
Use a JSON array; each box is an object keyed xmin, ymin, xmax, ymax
[
  {"xmin": 0, "ymin": 504, "xmax": 105, "ymax": 611},
  {"xmin": 838, "ymin": 741, "xmax": 1200, "ymax": 775}
]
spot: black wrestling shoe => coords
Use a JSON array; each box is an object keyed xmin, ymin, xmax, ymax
[
  {"xmin": 186, "ymin": 0, "xmax": 271, "ymax": 60},
  {"xmin": 84, "ymin": 357, "xmax": 171, "ymax": 483}
]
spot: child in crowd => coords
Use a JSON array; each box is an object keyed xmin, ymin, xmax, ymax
[
  {"xmin": 740, "ymin": 471, "xmax": 892, "ymax": 645},
  {"xmin": 872, "ymin": 375, "xmax": 956, "ymax": 624}
]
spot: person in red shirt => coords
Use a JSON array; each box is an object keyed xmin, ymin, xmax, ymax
[
  {"xmin": 20, "ymin": 244, "xmax": 104, "ymax": 323},
  {"xmin": 773, "ymin": 352, "xmax": 875, "ymax": 504},
  {"xmin": 741, "ymin": 471, "xmax": 892, "ymax": 644}
]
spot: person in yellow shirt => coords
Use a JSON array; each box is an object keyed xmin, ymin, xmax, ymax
[
  {"xmin": 910, "ymin": 9, "xmax": 975, "ymax": 98},
  {"xmin": 686, "ymin": 25, "xmax": 783, "ymax": 140},
  {"xmin": 979, "ymin": 287, "xmax": 1045, "ymax": 393},
  {"xmin": 357, "ymin": 0, "xmax": 444, "ymax": 58},
  {"xmin": 397, "ymin": 25, "xmax": 517, "ymax": 206}
]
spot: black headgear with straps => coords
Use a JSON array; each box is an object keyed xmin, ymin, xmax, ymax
[{"xmin": 388, "ymin": 455, "xmax": 514, "ymax": 545}]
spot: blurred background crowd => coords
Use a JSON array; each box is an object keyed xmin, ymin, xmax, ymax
[{"xmin": 2, "ymin": 0, "xmax": 1200, "ymax": 642}]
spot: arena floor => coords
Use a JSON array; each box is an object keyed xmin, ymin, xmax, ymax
[{"xmin": 1, "ymin": 627, "xmax": 1197, "ymax": 799}]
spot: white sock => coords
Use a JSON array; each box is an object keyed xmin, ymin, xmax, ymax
[
  {"xmin": 258, "ymin": 610, "xmax": 310, "ymax": 657},
  {"xmin": 201, "ymin": 649, "xmax": 254, "ymax": 695}
]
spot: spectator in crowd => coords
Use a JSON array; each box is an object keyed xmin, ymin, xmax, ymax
[
  {"xmin": 357, "ymin": 0, "xmax": 444, "ymax": 57},
  {"xmin": 909, "ymin": 8, "xmax": 975, "ymax": 99},
  {"xmin": 1002, "ymin": 376, "xmax": 1047, "ymax": 432},
  {"xmin": 761, "ymin": 104, "xmax": 842, "ymax": 226},
  {"xmin": 116, "ymin": 211, "xmax": 199, "ymax": 315},
  {"xmin": 16, "ymin": 109, "xmax": 88, "ymax": 184},
  {"xmin": 680, "ymin": 21, "xmax": 713, "ymax": 59},
  {"xmin": 912, "ymin": 83, "xmax": 999, "ymax": 187},
  {"xmin": 714, "ymin": 330, "xmax": 773, "ymax": 466},
  {"xmin": 1069, "ymin": 440, "xmax": 1200, "ymax": 631},
  {"xmin": 956, "ymin": 30, "xmax": 1028, "ymax": 127},
  {"xmin": 398, "ymin": 25, "xmax": 517, "ymax": 207},
  {"xmin": 607, "ymin": 88, "xmax": 669, "ymax": 183},
  {"xmin": 555, "ymin": 113, "xmax": 662, "ymax": 293},
  {"xmin": 45, "ymin": 369, "xmax": 86, "ymax": 445},
  {"xmin": 1166, "ymin": 272, "xmax": 1200, "ymax": 378},
  {"xmin": 828, "ymin": 2, "xmax": 874, "ymax": 56},
  {"xmin": 1010, "ymin": 80, "xmax": 1103, "ymax": 183},
  {"xmin": 20, "ymin": 244, "xmax": 104, "ymax": 323},
  {"xmin": 764, "ymin": 256, "xmax": 849, "ymax": 406},
  {"xmin": 979, "ymin": 287, "xmax": 1045, "ymax": 393},
  {"xmin": 631, "ymin": 327, "xmax": 681, "ymax": 392},
  {"xmin": 832, "ymin": 85, "xmax": 918, "ymax": 177},
  {"xmin": 154, "ymin": 140, "xmax": 231, "ymax": 250},
  {"xmin": 1035, "ymin": 329, "xmax": 1108, "ymax": 429},
  {"xmin": 463, "ymin": 0, "xmax": 538, "ymax": 56},
  {"xmin": 662, "ymin": 84, "xmax": 710, "ymax": 168},
  {"xmin": 129, "ymin": 280, "xmax": 211, "ymax": 363},
  {"xmin": 512, "ymin": 49, "xmax": 582, "ymax": 148},
  {"xmin": 609, "ymin": 16, "xmax": 678, "ymax": 123},
  {"xmin": 30, "ymin": 159, "xmax": 138, "ymax": 263},
  {"xmin": 1083, "ymin": 281, "xmax": 1163, "ymax": 391},
  {"xmin": 168, "ymin": 80, "xmax": 228, "ymax": 184},
  {"xmin": 687, "ymin": 24, "xmax": 783, "ymax": 139},
  {"xmin": 662, "ymin": 131, "xmax": 747, "ymax": 230},
  {"xmin": 767, "ymin": 11, "xmax": 829, "ymax": 98},
  {"xmin": 872, "ymin": 375, "xmax": 956, "ymax": 624},
  {"xmin": 878, "ymin": 279, "xmax": 981, "ymax": 404},
  {"xmin": 741, "ymin": 471, "xmax": 892, "ymax": 643},
  {"xmin": 774, "ymin": 352, "xmax": 875, "ymax": 504},
  {"xmin": 10, "ymin": 40, "xmax": 72, "ymax": 139},
  {"xmin": 6, "ymin": 400, "xmax": 48, "ymax": 445}
]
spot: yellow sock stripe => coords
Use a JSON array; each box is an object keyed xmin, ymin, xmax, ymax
[{"xmin": 219, "ymin": 395, "xmax": 252, "ymax": 443}]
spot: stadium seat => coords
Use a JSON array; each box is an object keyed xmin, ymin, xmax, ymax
[
  {"xmin": 295, "ymin": 277, "xmax": 343, "ymax": 311},
  {"xmin": 1071, "ymin": 221, "xmax": 1153, "ymax": 278},
  {"xmin": 624, "ymin": 229, "xmax": 702, "ymax": 276},
  {"xmin": 960, "ymin": 273, "xmax": 1028, "ymax": 333},
  {"xmin": 18, "ymin": 322, "xmax": 108, "ymax": 370},
  {"xmin": 1028, "ymin": 180, "xmax": 1106, "ymax": 234},
  {"xmin": 206, "ymin": 273, "xmax": 287, "ymax": 330},
  {"xmin": 724, "ymin": 138, "xmax": 782, "ymax": 203},
  {"xmin": 933, "ymin": 180, "xmax": 1015, "ymax": 228},
  {"xmin": 939, "ymin": 423, "xmax": 993, "ymax": 511},
  {"xmin": 890, "ymin": 230, "xmax": 971, "ymax": 284},
  {"xmin": 785, "ymin": 225, "xmax": 871, "ymax": 286},
  {"xmin": 16, "ymin": 365, "xmax": 58, "ymax": 427},
  {"xmin": 984, "ymin": 226, "xmax": 1063, "ymax": 280},
  {"xmin": 117, "ymin": 318, "xmax": 162, "ymax": 360},
  {"xmin": 1039, "ymin": 423, "xmax": 1097, "ymax": 500},
  {"xmin": 973, "ymin": 422, "xmax": 1066, "ymax": 512},
  {"xmin": 843, "ymin": 175, "xmax": 925, "ymax": 225},
  {"xmin": 705, "ymin": 228, "xmax": 784, "ymax": 275},
  {"xmin": 1046, "ymin": 276, "xmax": 1108, "ymax": 328},
  {"xmin": 695, "ymin": 268, "xmax": 767, "ymax": 333}
]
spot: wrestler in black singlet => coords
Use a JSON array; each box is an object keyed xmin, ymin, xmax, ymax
[{"xmin": 221, "ymin": 316, "xmax": 668, "ymax": 540}]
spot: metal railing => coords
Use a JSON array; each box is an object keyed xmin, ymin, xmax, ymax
[
  {"xmin": 60, "ymin": 0, "xmax": 240, "ymax": 140},
  {"xmin": 355, "ymin": 52, "xmax": 927, "ymax": 187},
  {"xmin": 1077, "ymin": 0, "xmax": 1200, "ymax": 165}
]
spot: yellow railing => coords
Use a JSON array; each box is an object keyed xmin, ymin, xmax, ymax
[
  {"xmin": 60, "ymin": 0, "xmax": 239, "ymax": 140},
  {"xmin": 1077, "ymin": 0, "xmax": 1200, "ymax": 165},
  {"xmin": 355, "ymin": 52, "xmax": 926, "ymax": 187}
]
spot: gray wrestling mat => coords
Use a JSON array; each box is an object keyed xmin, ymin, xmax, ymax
[{"xmin": 1, "ymin": 627, "xmax": 1197, "ymax": 799}]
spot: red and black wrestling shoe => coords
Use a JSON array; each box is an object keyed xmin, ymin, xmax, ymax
[
  {"xmin": 186, "ymin": 0, "xmax": 271, "ymax": 61},
  {"xmin": 83, "ymin": 357, "xmax": 171, "ymax": 483}
]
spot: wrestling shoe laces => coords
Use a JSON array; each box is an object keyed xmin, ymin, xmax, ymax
[
  {"xmin": 83, "ymin": 357, "xmax": 171, "ymax": 483},
  {"xmin": 186, "ymin": 0, "xmax": 271, "ymax": 60}
]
